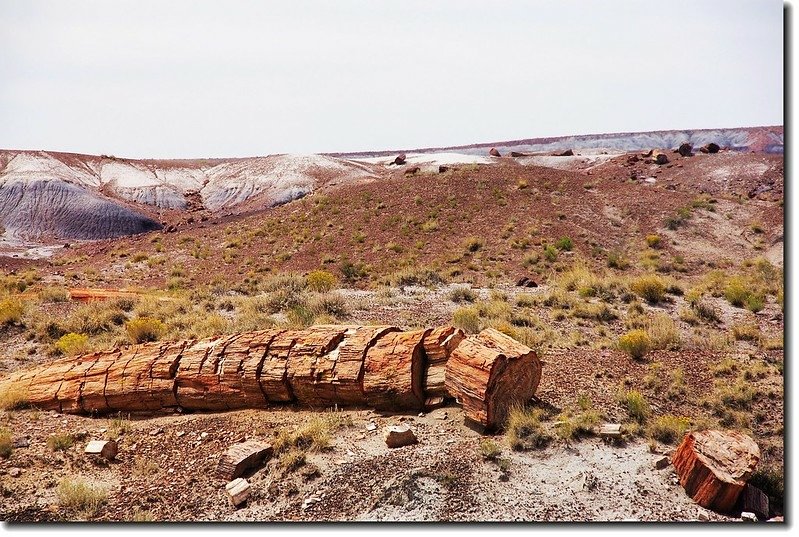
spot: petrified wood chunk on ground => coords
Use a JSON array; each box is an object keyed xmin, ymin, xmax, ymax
[
  {"xmin": 422, "ymin": 326, "xmax": 464, "ymax": 398},
  {"xmin": 216, "ymin": 441, "xmax": 273, "ymax": 480},
  {"xmin": 363, "ymin": 328, "xmax": 430, "ymax": 410},
  {"xmin": 672, "ymin": 429, "xmax": 761, "ymax": 513},
  {"xmin": 444, "ymin": 328, "xmax": 541, "ymax": 430}
]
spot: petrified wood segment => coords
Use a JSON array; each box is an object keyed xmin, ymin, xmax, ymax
[
  {"xmin": 672, "ymin": 429, "xmax": 761, "ymax": 513},
  {"xmin": 445, "ymin": 328, "xmax": 541, "ymax": 430},
  {"xmin": 422, "ymin": 326, "xmax": 464, "ymax": 398},
  {"xmin": 0, "ymin": 325, "xmax": 543, "ymax": 427},
  {"xmin": 363, "ymin": 328, "xmax": 430, "ymax": 410},
  {"xmin": 216, "ymin": 441, "xmax": 273, "ymax": 481}
]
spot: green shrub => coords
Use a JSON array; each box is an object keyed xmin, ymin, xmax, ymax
[
  {"xmin": 453, "ymin": 306, "xmax": 480, "ymax": 334},
  {"xmin": 554, "ymin": 237, "xmax": 573, "ymax": 251},
  {"xmin": 0, "ymin": 297, "xmax": 25, "ymax": 325},
  {"xmin": 648, "ymin": 415, "xmax": 691, "ymax": 444},
  {"xmin": 55, "ymin": 333, "xmax": 90, "ymax": 356},
  {"xmin": 618, "ymin": 329, "xmax": 651, "ymax": 360},
  {"xmin": 479, "ymin": 439, "xmax": 502, "ymax": 460},
  {"xmin": 505, "ymin": 405, "xmax": 551, "ymax": 450},
  {"xmin": 619, "ymin": 390, "xmax": 650, "ymax": 424},
  {"xmin": 125, "ymin": 317, "xmax": 164, "ymax": 343},
  {"xmin": 629, "ymin": 275, "xmax": 666, "ymax": 303},
  {"xmin": 308, "ymin": 293, "xmax": 349, "ymax": 318},
  {"xmin": 724, "ymin": 277, "xmax": 749, "ymax": 307},
  {"xmin": 543, "ymin": 244, "xmax": 558, "ymax": 262},
  {"xmin": 745, "ymin": 293, "xmax": 765, "ymax": 313}
]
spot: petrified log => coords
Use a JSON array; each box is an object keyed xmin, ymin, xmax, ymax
[
  {"xmin": 422, "ymin": 326, "xmax": 464, "ymax": 398},
  {"xmin": 363, "ymin": 328, "xmax": 429, "ymax": 409},
  {"xmin": 0, "ymin": 325, "xmax": 542, "ymax": 430},
  {"xmin": 489, "ymin": 148, "xmax": 501, "ymax": 157},
  {"xmin": 444, "ymin": 328, "xmax": 541, "ymax": 430},
  {"xmin": 68, "ymin": 288, "xmax": 141, "ymax": 303},
  {"xmin": 700, "ymin": 143, "xmax": 720, "ymax": 154},
  {"xmin": 672, "ymin": 429, "xmax": 761, "ymax": 513},
  {"xmin": 555, "ymin": 149, "xmax": 574, "ymax": 156},
  {"xmin": 216, "ymin": 441, "xmax": 273, "ymax": 480},
  {"xmin": 678, "ymin": 143, "xmax": 694, "ymax": 157}
]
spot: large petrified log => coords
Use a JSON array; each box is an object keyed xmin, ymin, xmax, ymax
[
  {"xmin": 672, "ymin": 429, "xmax": 761, "ymax": 513},
  {"xmin": 444, "ymin": 328, "xmax": 542, "ymax": 430},
  {"xmin": 0, "ymin": 325, "xmax": 542, "ymax": 429}
]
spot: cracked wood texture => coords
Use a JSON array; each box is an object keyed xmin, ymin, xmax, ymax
[
  {"xmin": 672, "ymin": 429, "xmax": 761, "ymax": 513},
  {"xmin": 445, "ymin": 328, "xmax": 542, "ymax": 430},
  {"xmin": 0, "ymin": 325, "xmax": 541, "ymax": 428}
]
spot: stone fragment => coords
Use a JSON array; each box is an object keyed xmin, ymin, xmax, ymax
[
  {"xmin": 599, "ymin": 423, "xmax": 622, "ymax": 438},
  {"xmin": 216, "ymin": 441, "xmax": 273, "ymax": 481},
  {"xmin": 404, "ymin": 166, "xmax": 420, "ymax": 176},
  {"xmin": 489, "ymin": 148, "xmax": 501, "ymax": 157},
  {"xmin": 384, "ymin": 424, "xmax": 418, "ymax": 448},
  {"xmin": 741, "ymin": 512, "xmax": 757, "ymax": 522},
  {"xmin": 555, "ymin": 149, "xmax": 574, "ymax": 156},
  {"xmin": 9, "ymin": 468, "xmax": 21, "ymax": 478},
  {"xmin": 394, "ymin": 153, "xmax": 406, "ymax": 165},
  {"xmin": 677, "ymin": 143, "xmax": 693, "ymax": 157},
  {"xmin": 655, "ymin": 456, "xmax": 671, "ymax": 470},
  {"xmin": 741, "ymin": 484, "xmax": 769, "ymax": 520},
  {"xmin": 225, "ymin": 478, "xmax": 250, "ymax": 508},
  {"xmin": 84, "ymin": 440, "xmax": 118, "ymax": 460},
  {"xmin": 672, "ymin": 430, "xmax": 760, "ymax": 513},
  {"xmin": 700, "ymin": 143, "xmax": 720, "ymax": 154}
]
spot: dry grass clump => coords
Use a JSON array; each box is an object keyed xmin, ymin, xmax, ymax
[
  {"xmin": 505, "ymin": 405, "xmax": 551, "ymax": 451},
  {"xmin": 731, "ymin": 323, "xmax": 762, "ymax": 344},
  {"xmin": 0, "ymin": 427, "xmax": 13, "ymax": 458},
  {"xmin": 55, "ymin": 332, "xmax": 90, "ymax": 356},
  {"xmin": 0, "ymin": 297, "xmax": 25, "ymax": 325},
  {"xmin": 647, "ymin": 415, "xmax": 691, "ymax": 444},
  {"xmin": 646, "ymin": 313, "xmax": 681, "ymax": 350},
  {"xmin": 106, "ymin": 413, "xmax": 132, "ymax": 440},
  {"xmin": 448, "ymin": 286, "xmax": 477, "ymax": 303},
  {"xmin": 479, "ymin": 438, "xmax": 502, "ymax": 460},
  {"xmin": 308, "ymin": 293, "xmax": 349, "ymax": 318},
  {"xmin": 125, "ymin": 317, "xmax": 165, "ymax": 343},
  {"xmin": 38, "ymin": 285, "xmax": 71, "ymax": 303},
  {"xmin": 385, "ymin": 267, "xmax": 444, "ymax": 288},
  {"xmin": 57, "ymin": 479, "xmax": 108, "ymax": 518},
  {"xmin": 132, "ymin": 457, "xmax": 159, "ymax": 477},
  {"xmin": 618, "ymin": 390, "xmax": 650, "ymax": 424},
  {"xmin": 629, "ymin": 275, "xmax": 666, "ymax": 304},
  {"xmin": 555, "ymin": 395, "xmax": 602, "ymax": 441},
  {"xmin": 452, "ymin": 305, "xmax": 480, "ymax": 333},
  {"xmin": 306, "ymin": 270, "xmax": 338, "ymax": 292},
  {"xmin": 0, "ymin": 385, "xmax": 29, "ymax": 410},
  {"xmin": 47, "ymin": 433, "xmax": 75, "ymax": 451},
  {"xmin": 618, "ymin": 329, "xmax": 651, "ymax": 360},
  {"xmin": 463, "ymin": 236, "xmax": 484, "ymax": 253}
]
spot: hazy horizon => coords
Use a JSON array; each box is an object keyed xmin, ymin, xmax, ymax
[{"xmin": 0, "ymin": 0, "xmax": 784, "ymax": 159}]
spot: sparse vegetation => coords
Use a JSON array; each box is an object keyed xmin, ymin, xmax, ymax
[
  {"xmin": 55, "ymin": 332, "xmax": 90, "ymax": 355},
  {"xmin": 125, "ymin": 317, "xmax": 165, "ymax": 343},
  {"xmin": 452, "ymin": 306, "xmax": 480, "ymax": 333},
  {"xmin": 0, "ymin": 297, "xmax": 25, "ymax": 325},
  {"xmin": 57, "ymin": 479, "xmax": 108, "ymax": 518},
  {"xmin": 647, "ymin": 415, "xmax": 691, "ymax": 444},
  {"xmin": 618, "ymin": 329, "xmax": 651, "ymax": 360},
  {"xmin": 47, "ymin": 433, "xmax": 75, "ymax": 451},
  {"xmin": 448, "ymin": 286, "xmax": 477, "ymax": 303},
  {"xmin": 629, "ymin": 275, "xmax": 666, "ymax": 303},
  {"xmin": 619, "ymin": 390, "xmax": 650, "ymax": 424},
  {"xmin": 506, "ymin": 405, "xmax": 551, "ymax": 450},
  {"xmin": 0, "ymin": 427, "xmax": 12, "ymax": 458}
]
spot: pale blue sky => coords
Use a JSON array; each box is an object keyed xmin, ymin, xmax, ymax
[{"xmin": 0, "ymin": 0, "xmax": 784, "ymax": 158}]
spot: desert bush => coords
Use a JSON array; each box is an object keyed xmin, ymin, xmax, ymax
[
  {"xmin": 515, "ymin": 293, "xmax": 537, "ymax": 308},
  {"xmin": 0, "ymin": 297, "xmax": 25, "ymax": 325},
  {"xmin": 692, "ymin": 300, "xmax": 720, "ymax": 323},
  {"xmin": 619, "ymin": 390, "xmax": 650, "ymax": 424},
  {"xmin": 448, "ymin": 286, "xmax": 477, "ymax": 303},
  {"xmin": 453, "ymin": 306, "xmax": 480, "ymax": 334},
  {"xmin": 286, "ymin": 304, "xmax": 316, "ymax": 328},
  {"xmin": 66, "ymin": 302, "xmax": 126, "ymax": 335},
  {"xmin": 571, "ymin": 303, "xmax": 617, "ymax": 323},
  {"xmin": 38, "ymin": 286, "xmax": 70, "ymax": 303},
  {"xmin": 479, "ymin": 439, "xmax": 502, "ymax": 460},
  {"xmin": 306, "ymin": 270, "xmax": 338, "ymax": 292},
  {"xmin": 607, "ymin": 250, "xmax": 630, "ymax": 270},
  {"xmin": 648, "ymin": 415, "xmax": 691, "ymax": 444},
  {"xmin": 463, "ymin": 237, "xmax": 484, "ymax": 253},
  {"xmin": 505, "ymin": 405, "xmax": 551, "ymax": 451},
  {"xmin": 55, "ymin": 332, "xmax": 90, "ymax": 356},
  {"xmin": 106, "ymin": 413, "xmax": 132, "ymax": 440},
  {"xmin": 261, "ymin": 272, "xmax": 307, "ymax": 294},
  {"xmin": 57, "ymin": 479, "xmax": 107, "ymax": 518},
  {"xmin": 555, "ymin": 396, "xmax": 602, "ymax": 441},
  {"xmin": 731, "ymin": 323, "xmax": 761, "ymax": 343},
  {"xmin": 724, "ymin": 277, "xmax": 749, "ymax": 307},
  {"xmin": 629, "ymin": 275, "xmax": 666, "ymax": 303},
  {"xmin": 0, "ymin": 427, "xmax": 12, "ymax": 458},
  {"xmin": 745, "ymin": 293, "xmax": 765, "ymax": 313},
  {"xmin": 618, "ymin": 329, "xmax": 651, "ymax": 360},
  {"xmin": 646, "ymin": 314, "xmax": 681, "ymax": 350},
  {"xmin": 125, "ymin": 317, "xmax": 164, "ymax": 344},
  {"xmin": 386, "ymin": 267, "xmax": 444, "ymax": 288},
  {"xmin": 47, "ymin": 433, "xmax": 74, "ymax": 451},
  {"xmin": 645, "ymin": 235, "xmax": 662, "ymax": 248},
  {"xmin": 542, "ymin": 244, "xmax": 558, "ymax": 262}
]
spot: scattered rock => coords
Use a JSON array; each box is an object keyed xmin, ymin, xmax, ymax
[
  {"xmin": 404, "ymin": 166, "xmax": 420, "ymax": 176},
  {"xmin": 655, "ymin": 456, "xmax": 670, "ymax": 470},
  {"xmin": 365, "ymin": 422, "xmax": 377, "ymax": 432},
  {"xmin": 653, "ymin": 152, "xmax": 669, "ymax": 165},
  {"xmin": 489, "ymin": 148, "xmax": 501, "ymax": 157},
  {"xmin": 149, "ymin": 428, "xmax": 164, "ymax": 436},
  {"xmin": 424, "ymin": 396, "xmax": 445, "ymax": 410},
  {"xmin": 742, "ymin": 484, "xmax": 769, "ymax": 520},
  {"xmin": 698, "ymin": 511, "xmax": 709, "ymax": 521},
  {"xmin": 176, "ymin": 431, "xmax": 185, "ymax": 438},
  {"xmin": 510, "ymin": 151, "xmax": 529, "ymax": 157},
  {"xmin": 741, "ymin": 512, "xmax": 758, "ymax": 522},
  {"xmin": 767, "ymin": 516, "xmax": 784, "ymax": 522},
  {"xmin": 438, "ymin": 165, "xmax": 449, "ymax": 173},
  {"xmin": 225, "ymin": 478, "xmax": 251, "ymax": 508},
  {"xmin": 12, "ymin": 437, "xmax": 29, "ymax": 448},
  {"xmin": 84, "ymin": 440, "xmax": 118, "ymax": 461},
  {"xmin": 700, "ymin": 142, "xmax": 721, "ymax": 154},
  {"xmin": 677, "ymin": 143, "xmax": 693, "ymax": 157},
  {"xmin": 515, "ymin": 276, "xmax": 538, "ymax": 288},
  {"xmin": 555, "ymin": 149, "xmax": 574, "ymax": 156},
  {"xmin": 672, "ymin": 429, "xmax": 760, "ymax": 513},
  {"xmin": 393, "ymin": 153, "xmax": 407, "ymax": 165},
  {"xmin": 384, "ymin": 424, "xmax": 418, "ymax": 448},
  {"xmin": 200, "ymin": 432, "xmax": 209, "ymax": 440},
  {"xmin": 599, "ymin": 423, "xmax": 622, "ymax": 439},
  {"xmin": 9, "ymin": 468, "xmax": 22, "ymax": 478},
  {"xmin": 216, "ymin": 441, "xmax": 273, "ymax": 481},
  {"xmin": 302, "ymin": 497, "xmax": 321, "ymax": 510}
]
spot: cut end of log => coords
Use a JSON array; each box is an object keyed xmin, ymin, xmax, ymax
[{"xmin": 672, "ymin": 429, "xmax": 761, "ymax": 513}]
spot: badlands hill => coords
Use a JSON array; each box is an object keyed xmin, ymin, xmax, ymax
[{"xmin": 0, "ymin": 126, "xmax": 782, "ymax": 245}]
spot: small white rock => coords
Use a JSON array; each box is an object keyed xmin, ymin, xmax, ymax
[
  {"xmin": 302, "ymin": 497, "xmax": 321, "ymax": 510},
  {"xmin": 200, "ymin": 432, "xmax": 209, "ymax": 440},
  {"xmin": 365, "ymin": 422, "xmax": 377, "ymax": 432},
  {"xmin": 741, "ymin": 512, "xmax": 758, "ymax": 522},
  {"xmin": 225, "ymin": 478, "xmax": 251, "ymax": 508}
]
